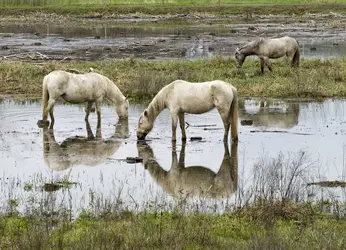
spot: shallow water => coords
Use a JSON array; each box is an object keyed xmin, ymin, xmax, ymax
[
  {"xmin": 0, "ymin": 98, "xmax": 346, "ymax": 214},
  {"xmin": 1, "ymin": 22, "xmax": 346, "ymax": 61}
]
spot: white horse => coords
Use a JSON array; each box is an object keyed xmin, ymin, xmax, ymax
[
  {"xmin": 234, "ymin": 36, "xmax": 300, "ymax": 73},
  {"xmin": 137, "ymin": 80, "xmax": 238, "ymax": 142},
  {"xmin": 37, "ymin": 70, "xmax": 129, "ymax": 129},
  {"xmin": 137, "ymin": 141, "xmax": 238, "ymax": 199}
]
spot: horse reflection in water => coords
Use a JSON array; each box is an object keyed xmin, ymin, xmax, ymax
[
  {"xmin": 137, "ymin": 141, "xmax": 238, "ymax": 199},
  {"xmin": 43, "ymin": 119, "xmax": 129, "ymax": 171},
  {"xmin": 239, "ymin": 99, "xmax": 300, "ymax": 129}
]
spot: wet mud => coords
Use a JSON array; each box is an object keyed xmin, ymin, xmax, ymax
[
  {"xmin": 1, "ymin": 13, "xmax": 346, "ymax": 61},
  {"xmin": 0, "ymin": 98, "xmax": 346, "ymax": 212}
]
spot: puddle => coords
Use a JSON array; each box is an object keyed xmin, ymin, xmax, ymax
[
  {"xmin": 0, "ymin": 98, "xmax": 346, "ymax": 213},
  {"xmin": 1, "ymin": 21, "xmax": 346, "ymax": 61}
]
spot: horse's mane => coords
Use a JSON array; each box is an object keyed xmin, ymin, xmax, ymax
[
  {"xmin": 146, "ymin": 84, "xmax": 171, "ymax": 122},
  {"xmin": 240, "ymin": 37, "xmax": 265, "ymax": 50}
]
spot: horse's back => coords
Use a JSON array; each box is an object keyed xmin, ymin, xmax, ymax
[
  {"xmin": 271, "ymin": 36, "xmax": 299, "ymax": 49},
  {"xmin": 167, "ymin": 80, "xmax": 236, "ymax": 113},
  {"xmin": 44, "ymin": 70, "xmax": 109, "ymax": 87},
  {"xmin": 44, "ymin": 70, "xmax": 70, "ymax": 85},
  {"xmin": 43, "ymin": 70, "xmax": 109, "ymax": 102}
]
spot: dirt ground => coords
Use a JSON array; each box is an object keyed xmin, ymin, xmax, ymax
[{"xmin": 1, "ymin": 12, "xmax": 346, "ymax": 61}]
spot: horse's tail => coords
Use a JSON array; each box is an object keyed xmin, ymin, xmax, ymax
[
  {"xmin": 230, "ymin": 87, "xmax": 239, "ymax": 141},
  {"xmin": 42, "ymin": 75, "xmax": 49, "ymax": 120},
  {"xmin": 293, "ymin": 39, "xmax": 300, "ymax": 67}
]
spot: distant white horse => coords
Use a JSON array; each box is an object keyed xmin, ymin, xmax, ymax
[
  {"xmin": 37, "ymin": 70, "xmax": 129, "ymax": 129},
  {"xmin": 137, "ymin": 80, "xmax": 238, "ymax": 142},
  {"xmin": 234, "ymin": 36, "xmax": 300, "ymax": 73}
]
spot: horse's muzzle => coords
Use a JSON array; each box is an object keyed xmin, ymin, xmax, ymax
[{"xmin": 137, "ymin": 133, "xmax": 147, "ymax": 140}]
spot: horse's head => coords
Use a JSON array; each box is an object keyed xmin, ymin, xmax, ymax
[
  {"xmin": 137, "ymin": 109, "xmax": 153, "ymax": 140},
  {"xmin": 234, "ymin": 47, "xmax": 245, "ymax": 68},
  {"xmin": 116, "ymin": 97, "xmax": 129, "ymax": 120}
]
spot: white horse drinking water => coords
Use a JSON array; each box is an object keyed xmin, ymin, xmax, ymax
[
  {"xmin": 137, "ymin": 80, "xmax": 239, "ymax": 142},
  {"xmin": 234, "ymin": 36, "xmax": 300, "ymax": 73},
  {"xmin": 37, "ymin": 70, "xmax": 129, "ymax": 129}
]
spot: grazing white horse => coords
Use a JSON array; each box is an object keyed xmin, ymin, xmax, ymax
[
  {"xmin": 234, "ymin": 36, "xmax": 300, "ymax": 73},
  {"xmin": 37, "ymin": 70, "xmax": 129, "ymax": 129},
  {"xmin": 137, "ymin": 141, "xmax": 238, "ymax": 199},
  {"xmin": 137, "ymin": 80, "xmax": 239, "ymax": 142}
]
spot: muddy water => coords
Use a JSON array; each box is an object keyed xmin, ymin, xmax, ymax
[
  {"xmin": 1, "ymin": 21, "xmax": 346, "ymax": 61},
  {"xmin": 0, "ymin": 98, "xmax": 346, "ymax": 214}
]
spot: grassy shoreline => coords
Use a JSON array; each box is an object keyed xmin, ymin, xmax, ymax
[
  {"xmin": 1, "ymin": 206, "xmax": 346, "ymax": 249},
  {"xmin": 1, "ymin": 58, "xmax": 346, "ymax": 102}
]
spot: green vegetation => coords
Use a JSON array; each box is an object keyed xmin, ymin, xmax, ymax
[
  {"xmin": 1, "ymin": 206, "xmax": 346, "ymax": 249},
  {"xmin": 1, "ymin": 58, "xmax": 346, "ymax": 101}
]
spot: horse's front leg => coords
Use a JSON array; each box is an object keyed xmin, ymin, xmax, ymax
[
  {"xmin": 260, "ymin": 58, "xmax": 265, "ymax": 74},
  {"xmin": 171, "ymin": 113, "xmax": 179, "ymax": 142},
  {"xmin": 84, "ymin": 102, "xmax": 93, "ymax": 122},
  {"xmin": 264, "ymin": 57, "xmax": 273, "ymax": 72},
  {"xmin": 178, "ymin": 113, "xmax": 187, "ymax": 141}
]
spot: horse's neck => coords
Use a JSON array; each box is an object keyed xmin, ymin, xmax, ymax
[
  {"xmin": 241, "ymin": 46, "xmax": 257, "ymax": 56},
  {"xmin": 147, "ymin": 90, "xmax": 167, "ymax": 122},
  {"xmin": 241, "ymin": 40, "xmax": 262, "ymax": 56},
  {"xmin": 106, "ymin": 80, "xmax": 125, "ymax": 104}
]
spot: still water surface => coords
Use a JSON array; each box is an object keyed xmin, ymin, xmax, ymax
[{"xmin": 0, "ymin": 99, "xmax": 345, "ymax": 213}]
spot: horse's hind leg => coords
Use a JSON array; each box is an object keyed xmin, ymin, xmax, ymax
[
  {"xmin": 49, "ymin": 106, "xmax": 55, "ymax": 129},
  {"xmin": 94, "ymin": 99, "xmax": 102, "ymax": 128},
  {"xmin": 287, "ymin": 53, "xmax": 294, "ymax": 67},
  {"xmin": 178, "ymin": 113, "xmax": 187, "ymax": 141},
  {"xmin": 44, "ymin": 98, "xmax": 56, "ymax": 129}
]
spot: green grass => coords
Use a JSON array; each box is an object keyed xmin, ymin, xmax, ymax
[
  {"xmin": 1, "ymin": 57, "xmax": 346, "ymax": 102},
  {"xmin": 1, "ymin": 202, "xmax": 346, "ymax": 249}
]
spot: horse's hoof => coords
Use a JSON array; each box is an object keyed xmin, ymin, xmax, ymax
[{"xmin": 37, "ymin": 120, "xmax": 50, "ymax": 128}]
